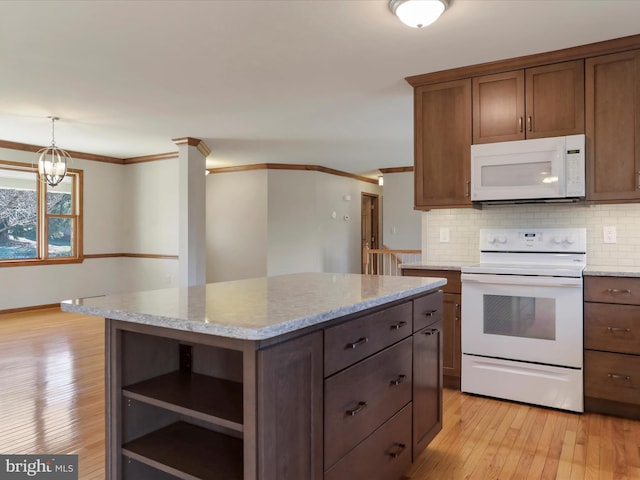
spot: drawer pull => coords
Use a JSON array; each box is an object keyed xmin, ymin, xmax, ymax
[
  {"xmin": 608, "ymin": 373, "xmax": 631, "ymax": 382},
  {"xmin": 346, "ymin": 401, "xmax": 368, "ymax": 416},
  {"xmin": 606, "ymin": 288, "xmax": 631, "ymax": 295},
  {"xmin": 346, "ymin": 337, "xmax": 368, "ymax": 349},
  {"xmin": 607, "ymin": 327, "xmax": 632, "ymax": 333},
  {"xmin": 390, "ymin": 321, "xmax": 407, "ymax": 331},
  {"xmin": 423, "ymin": 329, "xmax": 439, "ymax": 336},
  {"xmin": 390, "ymin": 374, "xmax": 406, "ymax": 386},
  {"xmin": 423, "ymin": 310, "xmax": 437, "ymax": 317},
  {"xmin": 387, "ymin": 442, "xmax": 407, "ymax": 459}
]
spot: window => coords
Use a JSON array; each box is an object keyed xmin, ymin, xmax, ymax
[{"xmin": 0, "ymin": 161, "xmax": 82, "ymax": 266}]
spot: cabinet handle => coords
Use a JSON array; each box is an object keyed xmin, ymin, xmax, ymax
[
  {"xmin": 387, "ymin": 442, "xmax": 407, "ymax": 459},
  {"xmin": 390, "ymin": 321, "xmax": 407, "ymax": 331},
  {"xmin": 455, "ymin": 303, "xmax": 460, "ymax": 321},
  {"xmin": 518, "ymin": 117, "xmax": 523, "ymax": 133},
  {"xmin": 346, "ymin": 337, "xmax": 368, "ymax": 349},
  {"xmin": 465, "ymin": 181, "xmax": 471, "ymax": 198},
  {"xmin": 527, "ymin": 116, "xmax": 532, "ymax": 131},
  {"xmin": 423, "ymin": 310, "xmax": 437, "ymax": 317},
  {"xmin": 608, "ymin": 373, "xmax": 631, "ymax": 382},
  {"xmin": 346, "ymin": 401, "xmax": 368, "ymax": 416},
  {"xmin": 390, "ymin": 374, "xmax": 407, "ymax": 386},
  {"xmin": 607, "ymin": 326, "xmax": 631, "ymax": 333},
  {"xmin": 606, "ymin": 288, "xmax": 631, "ymax": 295},
  {"xmin": 423, "ymin": 329, "xmax": 439, "ymax": 336},
  {"xmin": 637, "ymin": 171, "xmax": 640, "ymax": 190}
]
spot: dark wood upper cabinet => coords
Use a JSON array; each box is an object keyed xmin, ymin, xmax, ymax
[
  {"xmin": 586, "ymin": 49, "xmax": 640, "ymax": 202},
  {"xmin": 473, "ymin": 60, "xmax": 585, "ymax": 144},
  {"xmin": 414, "ymin": 79, "xmax": 472, "ymax": 210},
  {"xmin": 473, "ymin": 70, "xmax": 525, "ymax": 143}
]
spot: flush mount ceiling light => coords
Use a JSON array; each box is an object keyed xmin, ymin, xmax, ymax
[
  {"xmin": 37, "ymin": 116, "xmax": 70, "ymax": 187},
  {"xmin": 389, "ymin": 0, "xmax": 448, "ymax": 28}
]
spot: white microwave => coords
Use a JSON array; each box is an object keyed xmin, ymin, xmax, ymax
[{"xmin": 470, "ymin": 134, "xmax": 585, "ymax": 203}]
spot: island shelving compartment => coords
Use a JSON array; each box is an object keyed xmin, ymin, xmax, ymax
[{"xmin": 111, "ymin": 324, "xmax": 248, "ymax": 479}]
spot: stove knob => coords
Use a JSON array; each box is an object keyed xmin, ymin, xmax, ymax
[
  {"xmin": 565, "ymin": 235, "xmax": 576, "ymax": 245},
  {"xmin": 553, "ymin": 235, "xmax": 563, "ymax": 244},
  {"xmin": 497, "ymin": 235, "xmax": 507, "ymax": 244}
]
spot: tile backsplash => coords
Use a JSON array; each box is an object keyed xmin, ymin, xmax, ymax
[{"xmin": 422, "ymin": 203, "xmax": 640, "ymax": 266}]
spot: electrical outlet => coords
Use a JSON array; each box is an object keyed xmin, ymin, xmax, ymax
[
  {"xmin": 603, "ymin": 226, "xmax": 617, "ymax": 244},
  {"xmin": 439, "ymin": 227, "xmax": 450, "ymax": 243}
]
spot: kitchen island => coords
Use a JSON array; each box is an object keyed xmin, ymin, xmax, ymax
[{"xmin": 62, "ymin": 272, "xmax": 446, "ymax": 480}]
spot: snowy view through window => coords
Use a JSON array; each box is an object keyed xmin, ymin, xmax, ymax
[{"xmin": 0, "ymin": 167, "xmax": 74, "ymax": 261}]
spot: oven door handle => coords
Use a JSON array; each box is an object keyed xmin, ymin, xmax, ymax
[{"xmin": 461, "ymin": 273, "xmax": 582, "ymax": 288}]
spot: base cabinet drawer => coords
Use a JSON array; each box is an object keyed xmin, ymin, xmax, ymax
[
  {"xmin": 585, "ymin": 302, "xmax": 640, "ymax": 354},
  {"xmin": 324, "ymin": 404, "xmax": 412, "ymax": 480},
  {"xmin": 585, "ymin": 276, "xmax": 640, "ymax": 305},
  {"xmin": 324, "ymin": 302, "xmax": 412, "ymax": 376},
  {"xmin": 585, "ymin": 350, "xmax": 640, "ymax": 404},
  {"xmin": 413, "ymin": 290, "xmax": 443, "ymax": 332},
  {"xmin": 324, "ymin": 338, "xmax": 412, "ymax": 469}
]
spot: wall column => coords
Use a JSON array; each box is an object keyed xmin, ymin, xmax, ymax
[{"xmin": 173, "ymin": 137, "xmax": 210, "ymax": 286}]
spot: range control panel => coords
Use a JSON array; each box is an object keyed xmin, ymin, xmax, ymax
[{"xmin": 480, "ymin": 228, "xmax": 587, "ymax": 253}]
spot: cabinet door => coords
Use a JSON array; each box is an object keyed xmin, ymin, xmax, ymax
[
  {"xmin": 414, "ymin": 79, "xmax": 472, "ymax": 209},
  {"xmin": 442, "ymin": 293, "xmax": 461, "ymax": 384},
  {"xmin": 412, "ymin": 320, "xmax": 443, "ymax": 458},
  {"xmin": 473, "ymin": 70, "xmax": 525, "ymax": 144},
  {"xmin": 586, "ymin": 50, "xmax": 640, "ymax": 201},
  {"xmin": 525, "ymin": 59, "xmax": 585, "ymax": 139},
  {"xmin": 257, "ymin": 331, "xmax": 323, "ymax": 480}
]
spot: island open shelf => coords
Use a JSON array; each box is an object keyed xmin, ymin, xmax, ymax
[{"xmin": 122, "ymin": 421, "xmax": 243, "ymax": 480}]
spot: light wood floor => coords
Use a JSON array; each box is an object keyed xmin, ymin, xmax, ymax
[{"xmin": 1, "ymin": 309, "xmax": 639, "ymax": 480}]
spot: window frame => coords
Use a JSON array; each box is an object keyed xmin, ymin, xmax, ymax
[{"xmin": 0, "ymin": 160, "xmax": 83, "ymax": 267}]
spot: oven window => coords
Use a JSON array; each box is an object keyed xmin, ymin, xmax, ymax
[{"xmin": 483, "ymin": 294, "xmax": 556, "ymax": 340}]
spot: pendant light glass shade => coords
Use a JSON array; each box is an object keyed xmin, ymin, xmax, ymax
[
  {"xmin": 389, "ymin": 0, "xmax": 448, "ymax": 28},
  {"xmin": 37, "ymin": 117, "xmax": 70, "ymax": 187}
]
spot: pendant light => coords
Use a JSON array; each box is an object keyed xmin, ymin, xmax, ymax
[
  {"xmin": 389, "ymin": 0, "xmax": 448, "ymax": 28},
  {"xmin": 37, "ymin": 116, "xmax": 70, "ymax": 187}
]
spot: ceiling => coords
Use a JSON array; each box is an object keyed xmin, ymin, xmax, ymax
[{"xmin": 1, "ymin": 1, "xmax": 639, "ymax": 178}]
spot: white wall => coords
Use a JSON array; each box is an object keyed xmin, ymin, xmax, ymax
[
  {"xmin": 381, "ymin": 171, "xmax": 421, "ymax": 249},
  {"xmin": 0, "ymin": 147, "xmax": 180, "ymax": 310},
  {"xmin": 206, "ymin": 169, "xmax": 268, "ymax": 283},
  {"xmin": 422, "ymin": 203, "xmax": 640, "ymax": 266},
  {"xmin": 0, "ymin": 147, "xmax": 125, "ymax": 310},
  {"xmin": 206, "ymin": 168, "xmax": 382, "ymax": 280}
]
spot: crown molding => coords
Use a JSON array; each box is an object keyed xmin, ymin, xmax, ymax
[
  {"xmin": 379, "ymin": 166, "xmax": 413, "ymax": 174},
  {"xmin": 208, "ymin": 163, "xmax": 379, "ymax": 185},
  {"xmin": 0, "ymin": 139, "xmax": 124, "ymax": 164}
]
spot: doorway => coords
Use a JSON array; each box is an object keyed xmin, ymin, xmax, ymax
[{"xmin": 361, "ymin": 193, "xmax": 379, "ymax": 274}]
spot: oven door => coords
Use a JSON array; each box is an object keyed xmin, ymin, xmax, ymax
[{"xmin": 461, "ymin": 273, "xmax": 583, "ymax": 368}]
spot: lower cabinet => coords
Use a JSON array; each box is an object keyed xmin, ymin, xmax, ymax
[
  {"xmin": 413, "ymin": 319, "xmax": 443, "ymax": 456},
  {"xmin": 109, "ymin": 289, "xmax": 443, "ymax": 480},
  {"xmin": 584, "ymin": 275, "xmax": 640, "ymax": 419},
  {"xmin": 403, "ymin": 268, "xmax": 461, "ymax": 389}
]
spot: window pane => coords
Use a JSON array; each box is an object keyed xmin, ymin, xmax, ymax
[
  {"xmin": 0, "ymin": 170, "xmax": 38, "ymax": 260},
  {"xmin": 48, "ymin": 217, "xmax": 73, "ymax": 257},
  {"xmin": 47, "ymin": 176, "xmax": 73, "ymax": 214}
]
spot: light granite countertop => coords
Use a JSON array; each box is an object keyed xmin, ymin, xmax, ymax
[
  {"xmin": 584, "ymin": 265, "xmax": 640, "ymax": 277},
  {"xmin": 61, "ymin": 272, "xmax": 446, "ymax": 340}
]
